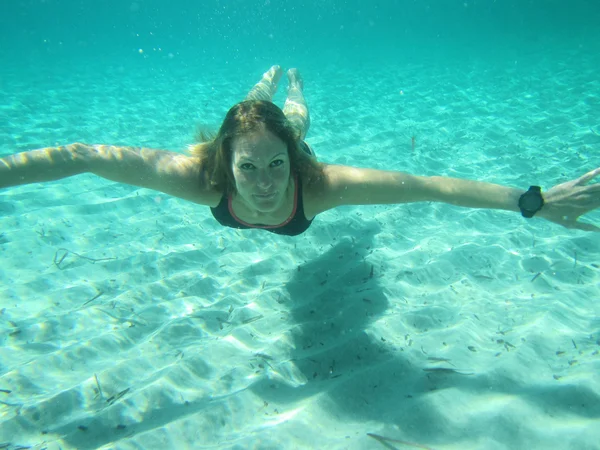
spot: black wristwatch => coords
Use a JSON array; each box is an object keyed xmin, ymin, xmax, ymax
[{"xmin": 518, "ymin": 186, "xmax": 545, "ymax": 218}]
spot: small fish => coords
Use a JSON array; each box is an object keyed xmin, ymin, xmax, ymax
[
  {"xmin": 368, "ymin": 432, "xmax": 434, "ymax": 450},
  {"xmin": 423, "ymin": 367, "xmax": 474, "ymax": 375},
  {"xmin": 427, "ymin": 357, "xmax": 453, "ymax": 363},
  {"xmin": 82, "ymin": 291, "xmax": 104, "ymax": 307},
  {"xmin": 106, "ymin": 388, "xmax": 130, "ymax": 405},
  {"xmin": 474, "ymin": 274, "xmax": 494, "ymax": 280},
  {"xmin": 94, "ymin": 374, "xmax": 104, "ymax": 399},
  {"xmin": 242, "ymin": 314, "xmax": 263, "ymax": 325}
]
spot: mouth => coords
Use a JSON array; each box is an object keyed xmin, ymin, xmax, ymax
[{"xmin": 254, "ymin": 192, "xmax": 277, "ymax": 200}]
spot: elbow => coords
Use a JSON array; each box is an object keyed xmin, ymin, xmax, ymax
[
  {"xmin": 63, "ymin": 142, "xmax": 93, "ymax": 173},
  {"xmin": 424, "ymin": 176, "xmax": 463, "ymax": 204}
]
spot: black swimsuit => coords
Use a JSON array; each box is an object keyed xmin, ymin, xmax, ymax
[{"xmin": 210, "ymin": 173, "xmax": 313, "ymax": 236}]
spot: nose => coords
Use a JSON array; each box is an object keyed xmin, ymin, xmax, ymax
[{"xmin": 256, "ymin": 169, "xmax": 272, "ymax": 188}]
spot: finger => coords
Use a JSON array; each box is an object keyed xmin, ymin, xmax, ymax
[
  {"xmin": 581, "ymin": 183, "xmax": 600, "ymax": 193},
  {"xmin": 576, "ymin": 167, "xmax": 600, "ymax": 186},
  {"xmin": 546, "ymin": 215, "xmax": 600, "ymax": 232},
  {"xmin": 570, "ymin": 221, "xmax": 600, "ymax": 232}
]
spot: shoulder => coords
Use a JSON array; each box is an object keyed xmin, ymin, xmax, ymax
[
  {"xmin": 302, "ymin": 163, "xmax": 359, "ymax": 191},
  {"xmin": 194, "ymin": 160, "xmax": 223, "ymax": 207},
  {"xmin": 302, "ymin": 163, "xmax": 426, "ymax": 215},
  {"xmin": 301, "ymin": 164, "xmax": 345, "ymax": 218},
  {"xmin": 146, "ymin": 151, "xmax": 223, "ymax": 206},
  {"xmin": 140, "ymin": 151, "xmax": 222, "ymax": 207}
]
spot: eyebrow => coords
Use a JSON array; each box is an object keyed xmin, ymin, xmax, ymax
[{"xmin": 239, "ymin": 152, "xmax": 286, "ymax": 163}]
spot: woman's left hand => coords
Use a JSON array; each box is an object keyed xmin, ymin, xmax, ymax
[{"xmin": 539, "ymin": 167, "xmax": 600, "ymax": 231}]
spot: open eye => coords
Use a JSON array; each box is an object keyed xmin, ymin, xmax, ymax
[{"xmin": 240, "ymin": 160, "xmax": 284, "ymax": 171}]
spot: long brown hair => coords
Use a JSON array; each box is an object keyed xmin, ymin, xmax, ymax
[{"xmin": 189, "ymin": 100, "xmax": 324, "ymax": 196}]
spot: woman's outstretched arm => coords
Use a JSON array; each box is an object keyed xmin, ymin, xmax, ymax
[
  {"xmin": 316, "ymin": 164, "xmax": 600, "ymax": 232},
  {"xmin": 1, "ymin": 143, "xmax": 89, "ymax": 187},
  {"xmin": 0, "ymin": 143, "xmax": 219, "ymax": 205}
]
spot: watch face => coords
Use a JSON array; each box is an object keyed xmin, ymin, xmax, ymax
[{"xmin": 521, "ymin": 192, "xmax": 543, "ymax": 211}]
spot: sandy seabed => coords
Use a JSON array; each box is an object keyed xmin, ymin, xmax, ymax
[{"xmin": 1, "ymin": 48, "xmax": 600, "ymax": 449}]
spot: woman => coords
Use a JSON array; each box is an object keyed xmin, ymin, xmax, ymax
[{"xmin": 1, "ymin": 65, "xmax": 599, "ymax": 235}]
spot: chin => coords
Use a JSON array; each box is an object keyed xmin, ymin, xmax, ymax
[
  {"xmin": 251, "ymin": 193, "xmax": 282, "ymax": 212},
  {"xmin": 253, "ymin": 200, "xmax": 279, "ymax": 213}
]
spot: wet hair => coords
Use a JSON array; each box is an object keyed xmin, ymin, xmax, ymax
[{"xmin": 189, "ymin": 100, "xmax": 324, "ymax": 195}]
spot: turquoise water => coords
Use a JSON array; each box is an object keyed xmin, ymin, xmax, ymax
[
  {"xmin": 1, "ymin": 1, "xmax": 600, "ymax": 449},
  {"xmin": 1, "ymin": 0, "xmax": 599, "ymax": 153}
]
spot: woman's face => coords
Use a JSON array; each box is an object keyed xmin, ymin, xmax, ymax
[{"xmin": 231, "ymin": 128, "xmax": 291, "ymax": 213}]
